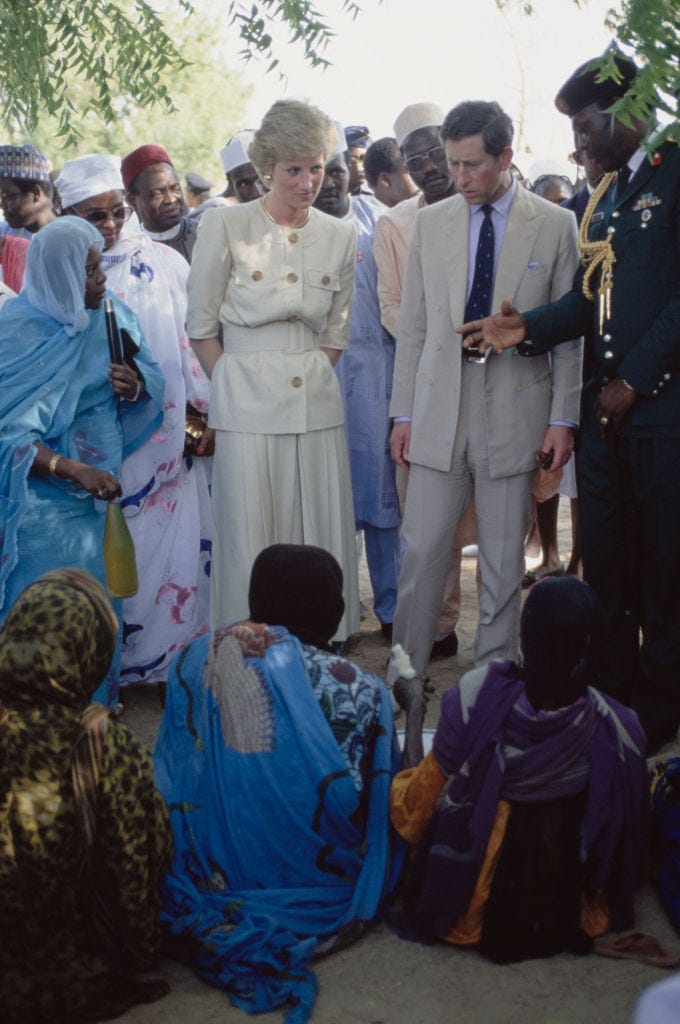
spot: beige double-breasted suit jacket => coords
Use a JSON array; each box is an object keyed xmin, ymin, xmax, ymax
[
  {"xmin": 386, "ymin": 183, "xmax": 583, "ymax": 673},
  {"xmin": 390, "ymin": 184, "xmax": 582, "ymax": 475}
]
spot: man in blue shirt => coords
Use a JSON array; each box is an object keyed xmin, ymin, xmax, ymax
[{"xmin": 388, "ymin": 100, "xmax": 582, "ymax": 682}]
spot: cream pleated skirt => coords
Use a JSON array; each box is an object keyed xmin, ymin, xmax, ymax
[{"xmin": 210, "ymin": 426, "xmax": 361, "ymax": 641}]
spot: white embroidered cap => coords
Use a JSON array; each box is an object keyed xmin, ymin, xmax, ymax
[
  {"xmin": 394, "ymin": 103, "xmax": 445, "ymax": 147},
  {"xmin": 55, "ymin": 154, "xmax": 124, "ymax": 208},
  {"xmin": 220, "ymin": 130, "xmax": 255, "ymax": 174}
]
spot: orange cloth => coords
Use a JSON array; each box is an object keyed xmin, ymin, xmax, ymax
[
  {"xmin": 447, "ymin": 800, "xmax": 512, "ymax": 944},
  {"xmin": 391, "ymin": 750, "xmax": 445, "ymax": 845},
  {"xmin": 390, "ymin": 752, "xmax": 609, "ymax": 945}
]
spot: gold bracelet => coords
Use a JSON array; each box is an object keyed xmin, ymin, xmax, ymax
[
  {"xmin": 620, "ymin": 378, "xmax": 635, "ymax": 392},
  {"xmin": 49, "ymin": 453, "xmax": 62, "ymax": 476}
]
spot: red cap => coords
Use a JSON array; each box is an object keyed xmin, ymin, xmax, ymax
[{"xmin": 121, "ymin": 144, "xmax": 173, "ymax": 189}]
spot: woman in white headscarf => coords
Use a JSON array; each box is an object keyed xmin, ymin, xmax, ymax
[{"xmin": 57, "ymin": 154, "xmax": 213, "ymax": 686}]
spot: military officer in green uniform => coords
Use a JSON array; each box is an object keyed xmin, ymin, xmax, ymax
[{"xmin": 459, "ymin": 51, "xmax": 680, "ymax": 755}]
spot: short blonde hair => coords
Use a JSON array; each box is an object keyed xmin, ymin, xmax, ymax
[{"xmin": 249, "ymin": 100, "xmax": 337, "ymax": 176}]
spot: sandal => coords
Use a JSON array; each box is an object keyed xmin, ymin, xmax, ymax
[
  {"xmin": 522, "ymin": 565, "xmax": 566, "ymax": 589},
  {"xmin": 593, "ymin": 931, "xmax": 680, "ymax": 969}
]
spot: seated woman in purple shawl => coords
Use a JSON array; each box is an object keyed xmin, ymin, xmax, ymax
[{"xmin": 391, "ymin": 576, "xmax": 649, "ymax": 962}]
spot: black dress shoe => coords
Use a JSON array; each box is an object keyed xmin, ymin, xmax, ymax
[
  {"xmin": 430, "ymin": 631, "xmax": 458, "ymax": 659},
  {"xmin": 379, "ymin": 621, "xmax": 393, "ymax": 641}
]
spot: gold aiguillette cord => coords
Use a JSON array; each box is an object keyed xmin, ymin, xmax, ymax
[{"xmin": 577, "ymin": 171, "xmax": 617, "ymax": 333}]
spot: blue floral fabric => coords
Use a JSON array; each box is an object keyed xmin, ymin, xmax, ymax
[{"xmin": 299, "ymin": 641, "xmax": 382, "ymax": 792}]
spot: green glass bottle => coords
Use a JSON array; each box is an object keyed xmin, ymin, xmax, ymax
[{"xmin": 103, "ymin": 501, "xmax": 139, "ymax": 598}]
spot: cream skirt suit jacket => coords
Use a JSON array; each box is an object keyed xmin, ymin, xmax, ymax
[{"xmin": 187, "ymin": 201, "xmax": 360, "ymax": 638}]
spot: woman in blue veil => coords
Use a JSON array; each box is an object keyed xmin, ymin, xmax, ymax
[{"xmin": 0, "ymin": 216, "xmax": 164, "ymax": 700}]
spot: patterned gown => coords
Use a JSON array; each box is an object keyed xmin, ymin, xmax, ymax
[{"xmin": 0, "ymin": 571, "xmax": 172, "ymax": 1023}]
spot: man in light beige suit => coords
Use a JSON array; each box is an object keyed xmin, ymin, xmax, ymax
[
  {"xmin": 388, "ymin": 100, "xmax": 582, "ymax": 679},
  {"xmin": 374, "ymin": 102, "xmax": 474, "ymax": 661}
]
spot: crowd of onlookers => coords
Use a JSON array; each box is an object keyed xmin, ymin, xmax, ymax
[{"xmin": 1, "ymin": 42, "xmax": 680, "ymax": 1024}]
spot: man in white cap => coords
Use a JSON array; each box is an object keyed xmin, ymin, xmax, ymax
[
  {"xmin": 188, "ymin": 132, "xmax": 266, "ymax": 223},
  {"xmin": 373, "ymin": 102, "xmax": 468, "ymax": 663},
  {"xmin": 388, "ymin": 99, "xmax": 581, "ymax": 683},
  {"xmin": 373, "ymin": 103, "xmax": 455, "ymax": 339},
  {"xmin": 220, "ymin": 130, "xmax": 265, "ymax": 204}
]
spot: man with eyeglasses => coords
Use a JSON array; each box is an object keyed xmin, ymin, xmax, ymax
[
  {"xmin": 373, "ymin": 103, "xmax": 466, "ymax": 665},
  {"xmin": 54, "ymin": 150, "xmax": 213, "ymax": 688},
  {"xmin": 374, "ymin": 104, "xmax": 457, "ymax": 341},
  {"xmin": 386, "ymin": 99, "xmax": 581, "ymax": 686},
  {"xmin": 0, "ymin": 144, "xmax": 57, "ymax": 239},
  {"xmin": 57, "ymin": 154, "xmax": 135, "ymax": 252},
  {"xmin": 121, "ymin": 144, "xmax": 197, "ymax": 264}
]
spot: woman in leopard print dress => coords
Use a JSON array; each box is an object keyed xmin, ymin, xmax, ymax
[{"xmin": 0, "ymin": 569, "xmax": 172, "ymax": 1023}]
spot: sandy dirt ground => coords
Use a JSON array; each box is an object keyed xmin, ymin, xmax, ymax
[{"xmin": 118, "ymin": 499, "xmax": 680, "ymax": 1024}]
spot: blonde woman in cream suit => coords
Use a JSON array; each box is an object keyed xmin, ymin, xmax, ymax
[{"xmin": 187, "ymin": 100, "xmax": 360, "ymax": 641}]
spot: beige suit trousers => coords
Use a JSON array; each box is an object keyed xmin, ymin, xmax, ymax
[{"xmin": 391, "ymin": 360, "xmax": 533, "ymax": 678}]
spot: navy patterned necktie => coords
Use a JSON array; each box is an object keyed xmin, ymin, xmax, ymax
[{"xmin": 465, "ymin": 204, "xmax": 495, "ymax": 323}]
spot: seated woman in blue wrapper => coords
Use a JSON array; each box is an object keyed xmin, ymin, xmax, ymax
[
  {"xmin": 0, "ymin": 216, "xmax": 164, "ymax": 702},
  {"xmin": 154, "ymin": 543, "xmax": 402, "ymax": 1024}
]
